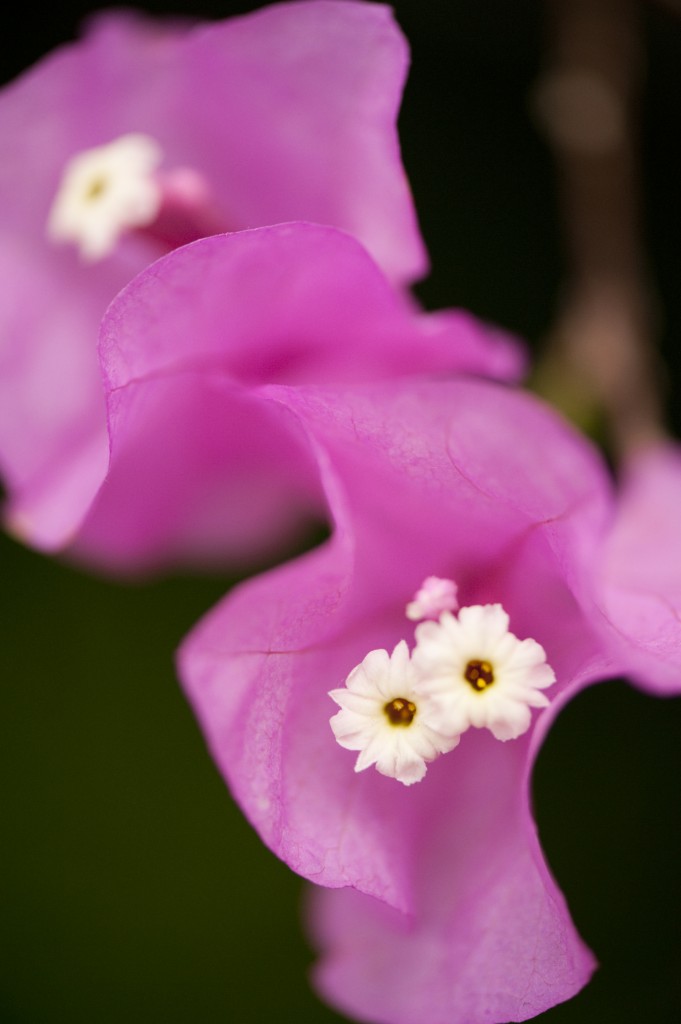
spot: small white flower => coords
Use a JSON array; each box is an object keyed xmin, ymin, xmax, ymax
[
  {"xmin": 47, "ymin": 133, "xmax": 163, "ymax": 261},
  {"xmin": 413, "ymin": 604, "xmax": 555, "ymax": 741},
  {"xmin": 406, "ymin": 575, "xmax": 459, "ymax": 621},
  {"xmin": 329, "ymin": 640, "xmax": 459, "ymax": 785}
]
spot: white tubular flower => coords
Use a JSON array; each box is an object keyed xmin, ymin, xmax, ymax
[
  {"xmin": 413, "ymin": 604, "xmax": 555, "ymax": 741},
  {"xmin": 329, "ymin": 640, "xmax": 459, "ymax": 786},
  {"xmin": 47, "ymin": 133, "xmax": 163, "ymax": 260},
  {"xmin": 406, "ymin": 575, "xmax": 459, "ymax": 621}
]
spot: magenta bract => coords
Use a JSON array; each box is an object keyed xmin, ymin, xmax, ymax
[
  {"xmin": 76, "ymin": 223, "xmax": 522, "ymax": 571},
  {"xmin": 0, "ymin": 1, "xmax": 428, "ymax": 556},
  {"xmin": 176, "ymin": 379, "xmax": 612, "ymax": 1020},
  {"xmin": 177, "ymin": 379, "xmax": 681, "ymax": 1022},
  {"xmin": 597, "ymin": 442, "xmax": 681, "ymax": 694}
]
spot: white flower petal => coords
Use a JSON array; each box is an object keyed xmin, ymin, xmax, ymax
[
  {"xmin": 413, "ymin": 603, "xmax": 555, "ymax": 742},
  {"xmin": 47, "ymin": 133, "xmax": 163, "ymax": 261},
  {"xmin": 406, "ymin": 576, "xmax": 459, "ymax": 621},
  {"xmin": 329, "ymin": 641, "xmax": 457, "ymax": 785}
]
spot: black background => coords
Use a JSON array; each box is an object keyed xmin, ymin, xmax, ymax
[{"xmin": 1, "ymin": 2, "xmax": 681, "ymax": 1022}]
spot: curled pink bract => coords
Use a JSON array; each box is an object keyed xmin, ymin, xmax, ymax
[
  {"xmin": 177, "ymin": 379, "xmax": 616, "ymax": 1021},
  {"xmin": 0, "ymin": 1, "xmax": 429, "ymax": 556},
  {"xmin": 177, "ymin": 378, "xmax": 681, "ymax": 1022},
  {"xmin": 78, "ymin": 222, "xmax": 522, "ymax": 571},
  {"xmin": 597, "ymin": 441, "xmax": 681, "ymax": 696}
]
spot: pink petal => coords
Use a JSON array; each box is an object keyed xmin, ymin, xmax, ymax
[
  {"xmin": 75, "ymin": 375, "xmax": 324, "ymax": 572},
  {"xmin": 309, "ymin": 808, "xmax": 596, "ymax": 1024},
  {"xmin": 0, "ymin": 2, "xmax": 428, "ymax": 554},
  {"xmin": 2, "ymin": 4, "xmax": 425, "ymax": 278},
  {"xmin": 78, "ymin": 226, "xmax": 522, "ymax": 571},
  {"xmin": 597, "ymin": 442, "xmax": 681, "ymax": 695},
  {"xmin": 168, "ymin": 0, "xmax": 428, "ymax": 284},
  {"xmin": 179, "ymin": 379, "xmax": 612, "ymax": 908}
]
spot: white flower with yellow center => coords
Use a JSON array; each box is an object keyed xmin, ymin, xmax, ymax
[
  {"xmin": 47, "ymin": 133, "xmax": 164, "ymax": 261},
  {"xmin": 329, "ymin": 640, "xmax": 459, "ymax": 786},
  {"xmin": 413, "ymin": 604, "xmax": 555, "ymax": 741},
  {"xmin": 406, "ymin": 575, "xmax": 459, "ymax": 621}
]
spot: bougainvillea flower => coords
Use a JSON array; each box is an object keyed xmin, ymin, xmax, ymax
[
  {"xmin": 0, "ymin": 0, "xmax": 428, "ymax": 555},
  {"xmin": 405, "ymin": 575, "xmax": 459, "ymax": 621},
  {"xmin": 329, "ymin": 640, "xmax": 461, "ymax": 786},
  {"xmin": 178, "ymin": 379, "xmax": 681, "ymax": 1022},
  {"xmin": 177, "ymin": 380, "xmax": 610, "ymax": 1019},
  {"xmin": 74, "ymin": 222, "xmax": 521, "ymax": 572}
]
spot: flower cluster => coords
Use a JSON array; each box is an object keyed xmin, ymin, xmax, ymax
[
  {"xmin": 0, "ymin": 1, "xmax": 434, "ymax": 560},
  {"xmin": 330, "ymin": 591, "xmax": 555, "ymax": 785},
  {"xmin": 3, "ymin": 4, "xmax": 681, "ymax": 1024},
  {"xmin": 178, "ymin": 377, "xmax": 681, "ymax": 1024}
]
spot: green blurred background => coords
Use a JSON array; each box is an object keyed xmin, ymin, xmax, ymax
[{"xmin": 2, "ymin": 2, "xmax": 680, "ymax": 1021}]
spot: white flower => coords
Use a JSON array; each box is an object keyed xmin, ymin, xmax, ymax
[
  {"xmin": 405, "ymin": 575, "xmax": 459, "ymax": 621},
  {"xmin": 47, "ymin": 133, "xmax": 163, "ymax": 261},
  {"xmin": 413, "ymin": 604, "xmax": 555, "ymax": 741},
  {"xmin": 329, "ymin": 640, "xmax": 459, "ymax": 785}
]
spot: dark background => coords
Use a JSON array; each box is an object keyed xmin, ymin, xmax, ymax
[{"xmin": 2, "ymin": 2, "xmax": 681, "ymax": 1022}]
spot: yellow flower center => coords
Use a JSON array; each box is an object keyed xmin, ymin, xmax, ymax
[
  {"xmin": 85, "ymin": 176, "xmax": 108, "ymax": 201},
  {"xmin": 384, "ymin": 697, "xmax": 417, "ymax": 726},
  {"xmin": 464, "ymin": 659, "xmax": 495, "ymax": 691}
]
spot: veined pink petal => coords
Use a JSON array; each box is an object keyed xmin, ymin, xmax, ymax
[
  {"xmin": 1, "ymin": 2, "xmax": 425, "ymax": 270},
  {"xmin": 0, "ymin": 2, "xmax": 430, "ymax": 556},
  {"xmin": 178, "ymin": 381, "xmax": 681, "ymax": 1021},
  {"xmin": 309, "ymin": 788, "xmax": 596, "ymax": 1024},
  {"xmin": 76, "ymin": 226, "xmax": 523, "ymax": 572},
  {"xmin": 179, "ymin": 377, "xmax": 611, "ymax": 917},
  {"xmin": 597, "ymin": 442, "xmax": 681, "ymax": 695},
  {"xmin": 76, "ymin": 374, "xmax": 324, "ymax": 572},
  {"xmin": 99, "ymin": 225, "xmax": 522, "ymax": 392}
]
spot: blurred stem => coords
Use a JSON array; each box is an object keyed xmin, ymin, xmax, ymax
[{"xmin": 533, "ymin": 0, "xmax": 666, "ymax": 457}]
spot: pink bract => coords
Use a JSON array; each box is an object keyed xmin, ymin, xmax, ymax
[
  {"xmin": 0, "ymin": 1, "xmax": 428, "ymax": 556},
  {"xmin": 77, "ymin": 222, "xmax": 522, "ymax": 571},
  {"xmin": 597, "ymin": 441, "xmax": 681, "ymax": 695},
  {"xmin": 177, "ymin": 379, "xmax": 605, "ymax": 1020},
  {"xmin": 177, "ymin": 379, "xmax": 681, "ymax": 1022}
]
